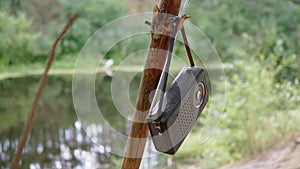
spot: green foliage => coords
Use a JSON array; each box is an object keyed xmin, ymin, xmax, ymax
[
  {"xmin": 220, "ymin": 35, "xmax": 300, "ymax": 159},
  {"xmin": 0, "ymin": 0, "xmax": 129, "ymax": 69},
  {"xmin": 189, "ymin": 0, "xmax": 300, "ymax": 62},
  {"xmin": 57, "ymin": 0, "xmax": 127, "ymax": 55},
  {"xmin": 107, "ymin": 35, "xmax": 149, "ymax": 63},
  {"xmin": 0, "ymin": 11, "xmax": 41, "ymax": 67}
]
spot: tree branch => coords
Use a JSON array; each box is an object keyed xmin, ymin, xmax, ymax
[{"xmin": 10, "ymin": 13, "xmax": 79, "ymax": 169}]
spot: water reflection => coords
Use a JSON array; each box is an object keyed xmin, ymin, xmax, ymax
[{"xmin": 0, "ymin": 76, "xmax": 168, "ymax": 169}]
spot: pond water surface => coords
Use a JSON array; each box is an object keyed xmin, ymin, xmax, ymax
[{"xmin": 0, "ymin": 75, "xmax": 169, "ymax": 169}]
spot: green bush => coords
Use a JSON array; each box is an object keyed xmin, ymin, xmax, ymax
[
  {"xmin": 57, "ymin": 0, "xmax": 127, "ymax": 55},
  {"xmin": 189, "ymin": 0, "xmax": 300, "ymax": 62},
  {"xmin": 0, "ymin": 11, "xmax": 41, "ymax": 67},
  {"xmin": 220, "ymin": 34, "xmax": 300, "ymax": 159}
]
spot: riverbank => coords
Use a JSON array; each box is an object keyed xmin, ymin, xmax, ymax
[{"xmin": 220, "ymin": 134, "xmax": 300, "ymax": 169}]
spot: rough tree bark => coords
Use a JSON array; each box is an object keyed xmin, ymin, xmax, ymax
[{"xmin": 121, "ymin": 0, "xmax": 182, "ymax": 169}]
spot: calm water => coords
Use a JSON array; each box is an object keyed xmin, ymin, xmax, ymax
[{"xmin": 0, "ymin": 75, "xmax": 169, "ymax": 169}]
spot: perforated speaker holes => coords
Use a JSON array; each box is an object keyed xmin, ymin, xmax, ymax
[{"xmin": 178, "ymin": 97, "xmax": 195, "ymax": 136}]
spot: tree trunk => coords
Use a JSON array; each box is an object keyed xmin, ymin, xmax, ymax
[{"xmin": 121, "ymin": 0, "xmax": 182, "ymax": 169}]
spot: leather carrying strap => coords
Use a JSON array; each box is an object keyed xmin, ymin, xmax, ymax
[{"xmin": 181, "ymin": 26, "xmax": 195, "ymax": 67}]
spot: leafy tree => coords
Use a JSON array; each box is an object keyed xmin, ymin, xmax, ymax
[
  {"xmin": 188, "ymin": 0, "xmax": 300, "ymax": 82},
  {"xmin": 220, "ymin": 34, "xmax": 300, "ymax": 159},
  {"xmin": 57, "ymin": 0, "xmax": 127, "ymax": 55},
  {"xmin": 0, "ymin": 11, "xmax": 41, "ymax": 67}
]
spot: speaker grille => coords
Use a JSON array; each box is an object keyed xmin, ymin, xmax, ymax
[{"xmin": 178, "ymin": 96, "xmax": 196, "ymax": 136}]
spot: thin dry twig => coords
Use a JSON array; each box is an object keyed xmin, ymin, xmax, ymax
[{"xmin": 10, "ymin": 13, "xmax": 79, "ymax": 169}]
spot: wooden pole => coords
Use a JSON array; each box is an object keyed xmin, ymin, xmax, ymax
[{"xmin": 121, "ymin": 1, "xmax": 182, "ymax": 168}]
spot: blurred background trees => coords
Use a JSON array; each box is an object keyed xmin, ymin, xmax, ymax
[{"xmin": 0, "ymin": 0, "xmax": 127, "ymax": 69}]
